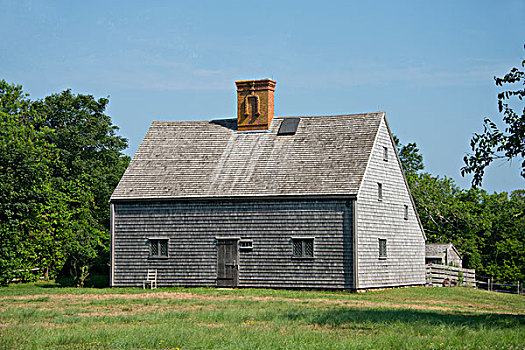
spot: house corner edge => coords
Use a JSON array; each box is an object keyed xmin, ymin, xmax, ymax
[
  {"xmin": 109, "ymin": 202, "xmax": 115, "ymax": 287},
  {"xmin": 353, "ymin": 199, "xmax": 359, "ymax": 290}
]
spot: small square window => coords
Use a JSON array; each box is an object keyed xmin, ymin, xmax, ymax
[
  {"xmin": 383, "ymin": 146, "xmax": 388, "ymax": 161},
  {"xmin": 292, "ymin": 238, "xmax": 314, "ymax": 258},
  {"xmin": 404, "ymin": 205, "xmax": 409, "ymax": 220},
  {"xmin": 378, "ymin": 183, "xmax": 383, "ymax": 201},
  {"xmin": 379, "ymin": 239, "xmax": 387, "ymax": 259},
  {"xmin": 149, "ymin": 239, "xmax": 168, "ymax": 258},
  {"xmin": 239, "ymin": 240, "xmax": 253, "ymax": 250}
]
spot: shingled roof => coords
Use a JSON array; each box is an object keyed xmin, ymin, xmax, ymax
[
  {"xmin": 426, "ymin": 243, "xmax": 462, "ymax": 258},
  {"xmin": 111, "ymin": 112, "xmax": 385, "ymax": 200}
]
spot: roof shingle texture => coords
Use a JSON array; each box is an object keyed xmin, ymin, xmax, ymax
[
  {"xmin": 111, "ymin": 112, "xmax": 384, "ymax": 200},
  {"xmin": 425, "ymin": 243, "xmax": 451, "ymax": 257}
]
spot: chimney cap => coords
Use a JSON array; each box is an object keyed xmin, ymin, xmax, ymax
[{"xmin": 235, "ymin": 79, "xmax": 276, "ymax": 90}]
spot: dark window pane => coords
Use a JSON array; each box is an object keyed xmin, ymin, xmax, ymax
[
  {"xmin": 151, "ymin": 241, "xmax": 158, "ymax": 256},
  {"xmin": 304, "ymin": 240, "xmax": 314, "ymax": 257},
  {"xmin": 293, "ymin": 240, "xmax": 302, "ymax": 256},
  {"xmin": 160, "ymin": 241, "xmax": 168, "ymax": 256},
  {"xmin": 150, "ymin": 239, "xmax": 168, "ymax": 257},
  {"xmin": 293, "ymin": 239, "xmax": 314, "ymax": 257},
  {"xmin": 379, "ymin": 239, "xmax": 387, "ymax": 258}
]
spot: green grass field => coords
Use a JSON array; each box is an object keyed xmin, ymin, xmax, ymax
[{"xmin": 0, "ymin": 281, "xmax": 523, "ymax": 349}]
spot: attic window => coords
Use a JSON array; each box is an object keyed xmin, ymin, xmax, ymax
[{"xmin": 278, "ymin": 118, "xmax": 300, "ymax": 135}]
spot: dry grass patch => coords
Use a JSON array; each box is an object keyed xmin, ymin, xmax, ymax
[
  {"xmin": 1, "ymin": 290, "xmax": 520, "ymax": 316},
  {"xmin": 0, "ymin": 284, "xmax": 523, "ymax": 349}
]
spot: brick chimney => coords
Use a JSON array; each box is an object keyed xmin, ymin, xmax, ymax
[{"xmin": 235, "ymin": 79, "xmax": 276, "ymax": 131}]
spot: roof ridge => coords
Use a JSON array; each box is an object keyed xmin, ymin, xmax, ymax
[{"xmin": 151, "ymin": 111, "xmax": 385, "ymax": 124}]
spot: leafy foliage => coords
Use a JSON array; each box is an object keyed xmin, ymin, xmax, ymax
[
  {"xmin": 393, "ymin": 135, "xmax": 424, "ymax": 175},
  {"xmin": 1, "ymin": 76, "xmax": 522, "ymax": 287},
  {"xmin": 0, "ymin": 79, "xmax": 129, "ymax": 286},
  {"xmin": 462, "ymin": 47, "xmax": 525, "ymax": 186},
  {"xmin": 396, "ymin": 137, "xmax": 525, "ymax": 283}
]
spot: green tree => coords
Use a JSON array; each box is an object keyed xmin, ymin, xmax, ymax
[
  {"xmin": 408, "ymin": 172, "xmax": 525, "ymax": 281},
  {"xmin": 462, "ymin": 47, "xmax": 525, "ymax": 186},
  {"xmin": 32, "ymin": 90, "xmax": 129, "ymax": 285},
  {"xmin": 0, "ymin": 80, "xmax": 129, "ymax": 286},
  {"xmin": 393, "ymin": 135, "xmax": 424, "ymax": 175},
  {"xmin": 0, "ymin": 80, "xmax": 65, "ymax": 283},
  {"xmin": 480, "ymin": 190, "xmax": 525, "ymax": 282},
  {"xmin": 408, "ymin": 173, "xmax": 484, "ymax": 269},
  {"xmin": 396, "ymin": 136, "xmax": 524, "ymax": 282}
]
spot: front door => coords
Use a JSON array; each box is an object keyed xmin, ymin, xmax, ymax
[{"xmin": 217, "ymin": 239, "xmax": 238, "ymax": 287}]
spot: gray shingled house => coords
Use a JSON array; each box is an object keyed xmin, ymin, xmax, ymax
[
  {"xmin": 426, "ymin": 243, "xmax": 462, "ymax": 267},
  {"xmin": 109, "ymin": 79, "xmax": 426, "ymax": 290}
]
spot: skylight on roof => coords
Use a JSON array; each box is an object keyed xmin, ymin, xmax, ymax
[{"xmin": 277, "ymin": 118, "xmax": 300, "ymax": 135}]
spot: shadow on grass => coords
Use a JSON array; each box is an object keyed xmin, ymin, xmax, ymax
[{"xmin": 286, "ymin": 306, "xmax": 525, "ymax": 330}]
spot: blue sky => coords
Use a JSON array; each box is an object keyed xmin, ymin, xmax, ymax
[{"xmin": 1, "ymin": 0, "xmax": 524, "ymax": 192}]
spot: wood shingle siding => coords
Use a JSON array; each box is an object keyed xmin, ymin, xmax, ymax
[
  {"xmin": 110, "ymin": 109, "xmax": 426, "ymax": 291},
  {"xmin": 356, "ymin": 117, "xmax": 426, "ymax": 288},
  {"xmin": 112, "ymin": 199, "xmax": 354, "ymax": 289}
]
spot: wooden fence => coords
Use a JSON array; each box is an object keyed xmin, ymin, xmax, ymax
[
  {"xmin": 476, "ymin": 278, "xmax": 523, "ymax": 295},
  {"xmin": 426, "ymin": 264, "xmax": 476, "ymax": 287}
]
